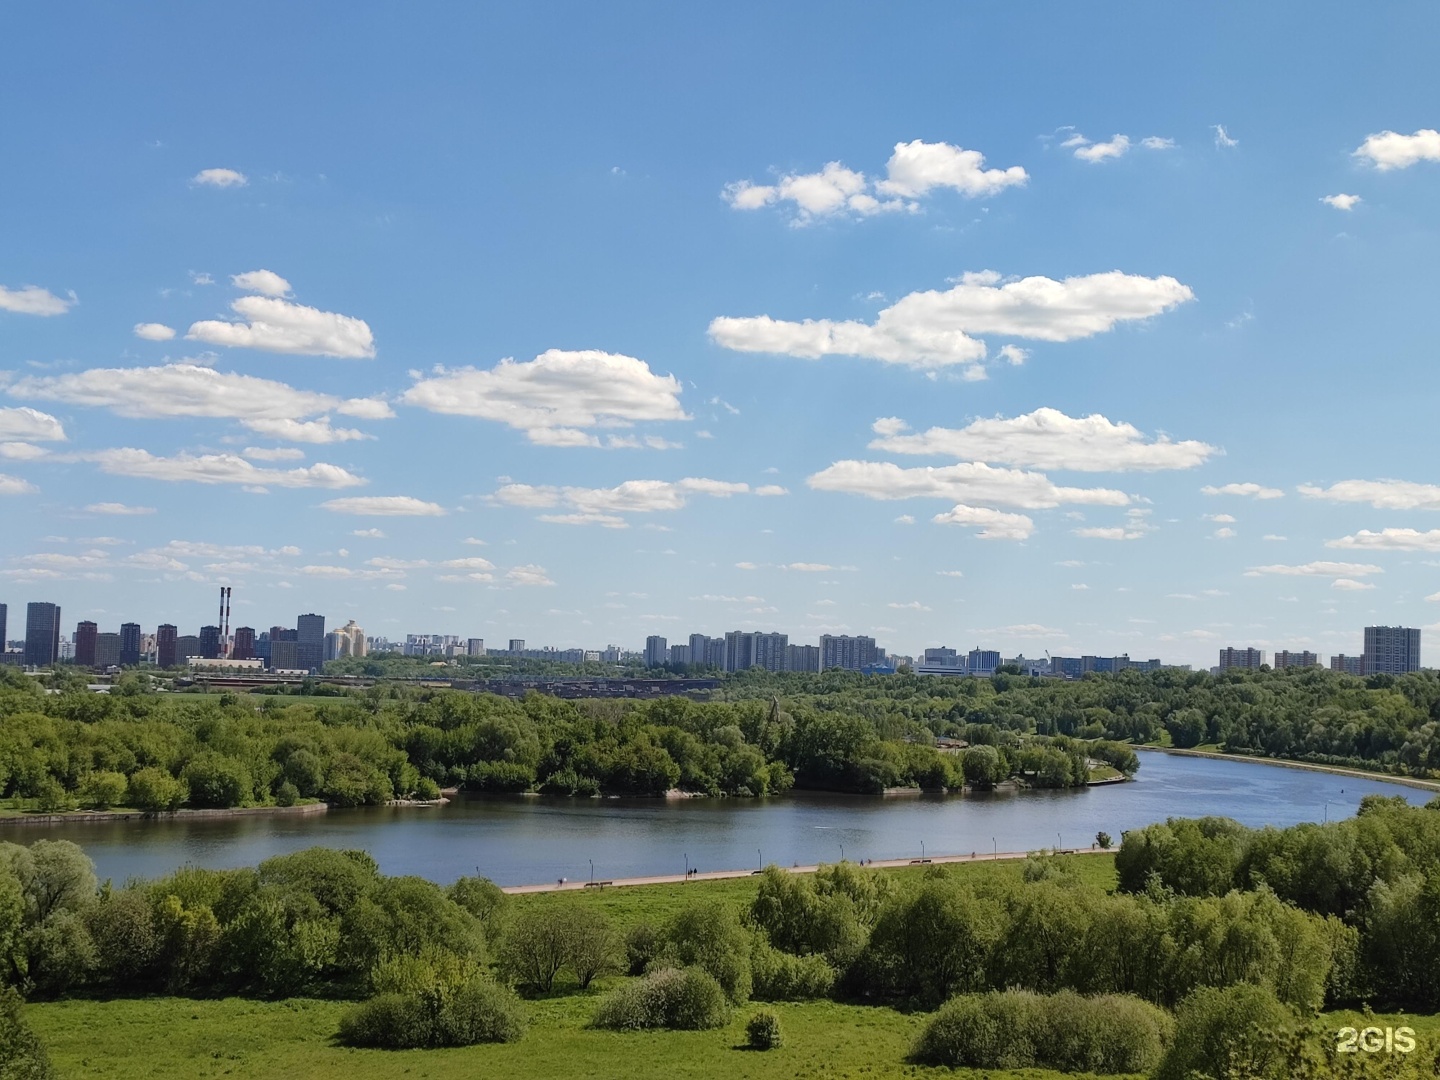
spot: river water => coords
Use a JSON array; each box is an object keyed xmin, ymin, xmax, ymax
[{"xmin": 23, "ymin": 753, "xmax": 1434, "ymax": 887}]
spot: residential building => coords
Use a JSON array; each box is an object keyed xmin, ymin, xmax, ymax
[
  {"xmin": 94, "ymin": 632, "xmax": 121, "ymax": 669},
  {"xmin": 705, "ymin": 638, "xmax": 726, "ymax": 667},
  {"xmin": 1364, "ymin": 625, "xmax": 1421, "ymax": 675},
  {"xmin": 688, "ymin": 634, "xmax": 712, "ymax": 667},
  {"xmin": 668, "ymin": 644, "xmax": 691, "ymax": 666},
  {"xmin": 156, "ymin": 624, "xmax": 178, "ymax": 668},
  {"xmin": 820, "ymin": 634, "xmax": 878, "ymax": 671},
  {"xmin": 1273, "ymin": 650, "xmax": 1319, "ymax": 669},
  {"xmin": 1331, "ymin": 654, "xmax": 1365, "ymax": 676},
  {"xmin": 296, "ymin": 613, "xmax": 325, "ymax": 670},
  {"xmin": 324, "ymin": 620, "xmax": 367, "ymax": 661},
  {"xmin": 232, "ymin": 626, "xmax": 256, "ymax": 661},
  {"xmin": 199, "ymin": 625, "xmax": 221, "ymax": 660},
  {"xmin": 23, "ymin": 602, "xmax": 60, "ymax": 667},
  {"xmin": 1218, "ymin": 647, "xmax": 1265, "ymax": 671},
  {"xmin": 786, "ymin": 644, "xmax": 820, "ymax": 672},
  {"xmin": 0, "ymin": 605, "xmax": 5, "ymax": 654},
  {"xmin": 508, "ymin": 639, "xmax": 525, "ymax": 653},
  {"xmin": 916, "ymin": 646, "xmax": 964, "ymax": 677},
  {"xmin": 74, "ymin": 621, "xmax": 98, "ymax": 667},
  {"xmin": 176, "ymin": 635, "xmax": 201, "ymax": 660},
  {"xmin": 270, "ymin": 638, "xmax": 299, "ymax": 670},
  {"xmin": 753, "ymin": 632, "xmax": 788, "ymax": 672},
  {"xmin": 119, "ymin": 622, "xmax": 141, "ymax": 667},
  {"xmin": 467, "ymin": 638, "xmax": 486, "ymax": 657},
  {"xmin": 602, "ymin": 644, "xmax": 622, "ymax": 663},
  {"xmin": 967, "ymin": 648, "xmax": 1001, "ymax": 676},
  {"xmin": 644, "ymin": 635, "xmax": 668, "ymax": 667}
]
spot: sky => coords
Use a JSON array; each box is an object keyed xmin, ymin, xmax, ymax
[{"xmin": 4, "ymin": 2, "xmax": 1440, "ymax": 667}]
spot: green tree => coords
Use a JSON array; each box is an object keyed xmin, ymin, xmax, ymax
[
  {"xmin": 125, "ymin": 768, "xmax": 187, "ymax": 812},
  {"xmin": 77, "ymin": 771, "xmax": 127, "ymax": 811}
]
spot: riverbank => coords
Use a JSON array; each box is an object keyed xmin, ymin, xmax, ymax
[
  {"xmin": 1134, "ymin": 744, "xmax": 1440, "ymax": 793},
  {"xmin": 0, "ymin": 801, "xmax": 330, "ymax": 827},
  {"xmin": 502, "ymin": 846, "xmax": 1102, "ymax": 894}
]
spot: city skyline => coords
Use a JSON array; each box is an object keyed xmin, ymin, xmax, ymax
[{"xmin": 7, "ymin": 5, "xmax": 1440, "ymax": 670}]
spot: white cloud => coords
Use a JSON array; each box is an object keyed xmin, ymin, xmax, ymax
[
  {"xmin": 1245, "ymin": 561, "xmax": 1384, "ymax": 578},
  {"xmin": 242, "ymin": 417, "xmax": 373, "ymax": 444},
  {"xmin": 133, "ymin": 322, "xmax": 177, "ymax": 341},
  {"xmin": 1206, "ymin": 513, "xmax": 1237, "ymax": 523},
  {"xmin": 0, "ymin": 441, "xmax": 45, "ymax": 460},
  {"xmin": 937, "ymin": 570, "xmax": 964, "ymax": 577},
  {"xmin": 1074, "ymin": 134, "xmax": 1131, "ymax": 162},
  {"xmin": 976, "ymin": 623, "xmax": 1065, "ymax": 639},
  {"xmin": 895, "ymin": 514, "xmax": 915, "ymax": 525},
  {"xmin": 723, "ymin": 140, "xmax": 1025, "ymax": 224},
  {"xmin": 190, "ymin": 271, "xmax": 214, "ymax": 286},
  {"xmin": 0, "ymin": 407, "xmax": 66, "ymax": 442},
  {"xmin": 8, "ymin": 363, "xmax": 385, "ymax": 438},
  {"xmin": 888, "ymin": 601, "xmax": 931, "ymax": 611},
  {"xmin": 807, "ymin": 459, "xmax": 1129, "ymax": 509},
  {"xmin": 0, "ymin": 285, "xmax": 74, "ymax": 317},
  {"xmin": 321, "ymin": 496, "xmax": 446, "ymax": 516},
  {"xmin": 1354, "ymin": 129, "xmax": 1440, "ymax": 170},
  {"xmin": 492, "ymin": 477, "xmax": 752, "ymax": 519},
  {"xmin": 1141, "ymin": 136, "xmax": 1176, "ymax": 150},
  {"xmin": 402, "ymin": 350, "xmax": 686, "ymax": 445},
  {"xmin": 755, "ymin": 485, "xmax": 789, "ymax": 496},
  {"xmin": 538, "ymin": 512, "xmax": 629, "ymax": 528},
  {"xmin": 192, "ymin": 168, "xmax": 248, "ymax": 188},
  {"xmin": 0, "ymin": 474, "xmax": 38, "ymax": 496},
  {"xmin": 87, "ymin": 449, "xmax": 364, "ymax": 489},
  {"xmin": 933, "ymin": 504, "xmax": 1034, "ymax": 540},
  {"xmin": 1327, "ymin": 528, "xmax": 1440, "ymax": 552},
  {"xmin": 187, "ymin": 295, "xmax": 375, "ymax": 359},
  {"xmin": 1321, "ymin": 193, "xmax": 1362, "ymax": 211},
  {"xmin": 710, "ymin": 270, "xmax": 1194, "ymax": 370},
  {"xmin": 869, "ymin": 408, "xmax": 1216, "ymax": 471},
  {"xmin": 352, "ymin": 528, "xmax": 386, "ymax": 538},
  {"xmin": 231, "ymin": 269, "xmax": 292, "ymax": 297},
  {"xmin": 1332, "ymin": 578, "xmax": 1376, "ymax": 591},
  {"xmin": 243, "ymin": 446, "xmax": 306, "ymax": 461},
  {"xmin": 506, "ymin": 564, "xmax": 555, "ymax": 587},
  {"xmin": 1300, "ymin": 479, "xmax": 1440, "ymax": 510},
  {"xmin": 463, "ymin": 537, "xmax": 486, "ymax": 546},
  {"xmin": 1202, "ymin": 482, "xmax": 1284, "ymax": 499},
  {"xmin": 1073, "ymin": 526, "xmax": 1148, "ymax": 540},
  {"xmin": 86, "ymin": 502, "xmax": 155, "ymax": 515},
  {"xmin": 1213, "ymin": 527, "xmax": 1237, "ymax": 539},
  {"xmin": 997, "ymin": 345, "xmax": 1028, "ymax": 365},
  {"xmin": 1263, "ymin": 534, "xmax": 1287, "ymax": 541},
  {"xmin": 1213, "ymin": 125, "xmax": 1239, "ymax": 149},
  {"xmin": 1071, "ymin": 583, "xmax": 1090, "ymax": 590}
]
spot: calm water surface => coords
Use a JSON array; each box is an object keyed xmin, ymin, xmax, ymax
[{"xmin": 28, "ymin": 752, "xmax": 1433, "ymax": 886}]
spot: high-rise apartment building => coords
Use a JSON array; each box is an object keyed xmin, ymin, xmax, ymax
[
  {"xmin": 296, "ymin": 613, "xmax": 325, "ymax": 671},
  {"xmin": 74, "ymin": 621, "xmax": 98, "ymax": 667},
  {"xmin": 820, "ymin": 634, "xmax": 878, "ymax": 671},
  {"xmin": 1331, "ymin": 654, "xmax": 1365, "ymax": 676},
  {"xmin": 1273, "ymin": 650, "xmax": 1318, "ymax": 669},
  {"xmin": 467, "ymin": 638, "xmax": 486, "ymax": 657},
  {"xmin": 668, "ymin": 644, "xmax": 691, "ymax": 666},
  {"xmin": 723, "ymin": 630, "xmax": 755, "ymax": 672},
  {"xmin": 785, "ymin": 644, "xmax": 820, "ymax": 672},
  {"xmin": 232, "ymin": 626, "xmax": 256, "ymax": 661},
  {"xmin": 1363, "ymin": 626, "xmax": 1421, "ymax": 675},
  {"xmin": 23, "ymin": 602, "xmax": 60, "ymax": 667},
  {"xmin": 688, "ymin": 634, "xmax": 711, "ymax": 666},
  {"xmin": 967, "ymin": 648, "xmax": 1001, "ymax": 676},
  {"xmin": 156, "ymin": 624, "xmax": 177, "ymax": 668},
  {"xmin": 176, "ymin": 634, "xmax": 200, "ymax": 660},
  {"xmin": 270, "ymin": 638, "xmax": 299, "ymax": 670},
  {"xmin": 1218, "ymin": 647, "xmax": 1265, "ymax": 671},
  {"xmin": 644, "ymin": 635, "xmax": 668, "ymax": 667},
  {"xmin": 199, "ymin": 625, "xmax": 221, "ymax": 660},
  {"xmin": 508, "ymin": 639, "xmax": 525, "ymax": 654},
  {"xmin": 0, "ymin": 605, "xmax": 5, "ymax": 654},
  {"xmin": 119, "ymin": 622, "xmax": 141, "ymax": 667},
  {"xmin": 753, "ymin": 632, "xmax": 788, "ymax": 672},
  {"xmin": 94, "ymin": 633, "xmax": 121, "ymax": 669}
]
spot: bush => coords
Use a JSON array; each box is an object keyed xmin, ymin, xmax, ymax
[
  {"xmin": 78, "ymin": 771, "xmax": 127, "ymax": 811},
  {"xmin": 592, "ymin": 967, "xmax": 729, "ymax": 1031},
  {"xmin": 181, "ymin": 753, "xmax": 252, "ymax": 809},
  {"xmin": 413, "ymin": 777, "xmax": 442, "ymax": 801},
  {"xmin": 1153, "ymin": 983, "xmax": 1295, "ymax": 1080},
  {"xmin": 912, "ymin": 989, "xmax": 1171, "ymax": 1074},
  {"xmin": 337, "ymin": 977, "xmax": 526, "ymax": 1048},
  {"xmin": 746, "ymin": 1009, "xmax": 783, "ymax": 1050},
  {"xmin": 125, "ymin": 768, "xmax": 186, "ymax": 812},
  {"xmin": 665, "ymin": 900, "xmax": 752, "ymax": 1003},
  {"xmin": 0, "ymin": 984, "xmax": 56, "ymax": 1079},
  {"xmin": 274, "ymin": 781, "xmax": 300, "ymax": 807},
  {"xmin": 624, "ymin": 922, "xmax": 660, "ymax": 976},
  {"xmin": 750, "ymin": 940, "xmax": 835, "ymax": 1001}
]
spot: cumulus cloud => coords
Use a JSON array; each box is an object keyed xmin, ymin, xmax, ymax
[
  {"xmin": 192, "ymin": 168, "xmax": 248, "ymax": 188},
  {"xmin": 1213, "ymin": 125, "xmax": 1239, "ymax": 149},
  {"xmin": 933, "ymin": 504, "xmax": 1035, "ymax": 540},
  {"xmin": 1245, "ymin": 561, "xmax": 1384, "ymax": 578},
  {"xmin": 7, "ymin": 363, "xmax": 386, "ymax": 441},
  {"xmin": 492, "ymin": 477, "xmax": 752, "ymax": 522},
  {"xmin": 0, "ymin": 407, "xmax": 66, "ymax": 442},
  {"xmin": 1202, "ymin": 482, "xmax": 1284, "ymax": 499},
  {"xmin": 1299, "ymin": 479, "xmax": 1440, "ymax": 510},
  {"xmin": 402, "ymin": 350, "xmax": 687, "ymax": 445},
  {"xmin": 1073, "ymin": 526, "xmax": 1149, "ymax": 540},
  {"xmin": 0, "ymin": 443, "xmax": 47, "ymax": 460},
  {"xmin": 869, "ymin": 408, "xmax": 1216, "ymax": 471},
  {"xmin": 1327, "ymin": 528, "xmax": 1440, "ymax": 552},
  {"xmin": 1332, "ymin": 578, "xmax": 1376, "ymax": 591},
  {"xmin": 352, "ymin": 528, "xmax": 386, "ymax": 538},
  {"xmin": 243, "ymin": 446, "xmax": 306, "ymax": 461},
  {"xmin": 0, "ymin": 474, "xmax": 38, "ymax": 496},
  {"xmin": 1354, "ymin": 129, "xmax": 1440, "ymax": 170},
  {"xmin": 1073, "ymin": 134, "xmax": 1131, "ymax": 162},
  {"xmin": 231, "ymin": 269, "xmax": 292, "ymax": 296},
  {"xmin": 0, "ymin": 285, "xmax": 74, "ymax": 316},
  {"xmin": 755, "ymin": 485, "xmax": 789, "ymax": 496},
  {"xmin": 506, "ymin": 564, "xmax": 555, "ymax": 587},
  {"xmin": 807, "ymin": 460, "xmax": 1129, "ymax": 509},
  {"xmin": 187, "ymin": 294, "xmax": 375, "ymax": 359},
  {"xmin": 724, "ymin": 140, "xmax": 1026, "ymax": 224},
  {"xmin": 87, "ymin": 449, "xmax": 364, "ymax": 489},
  {"xmin": 709, "ymin": 270, "xmax": 1193, "ymax": 370},
  {"xmin": 320, "ymin": 496, "xmax": 446, "ymax": 516},
  {"xmin": 85, "ymin": 502, "xmax": 155, "ymax": 515},
  {"xmin": 133, "ymin": 322, "xmax": 176, "ymax": 341},
  {"xmin": 1321, "ymin": 193, "xmax": 1362, "ymax": 211}
]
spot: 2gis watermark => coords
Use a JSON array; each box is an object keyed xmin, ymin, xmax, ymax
[{"xmin": 1336, "ymin": 1026, "xmax": 1417, "ymax": 1055}]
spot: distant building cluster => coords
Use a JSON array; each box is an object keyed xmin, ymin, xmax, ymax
[
  {"xmin": 642, "ymin": 631, "xmax": 902, "ymax": 674},
  {"xmin": 1218, "ymin": 626, "xmax": 1422, "ymax": 676}
]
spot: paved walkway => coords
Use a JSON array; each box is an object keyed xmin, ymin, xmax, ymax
[{"xmin": 501, "ymin": 847, "xmax": 1097, "ymax": 894}]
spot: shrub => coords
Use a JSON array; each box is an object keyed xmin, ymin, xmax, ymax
[
  {"xmin": 413, "ymin": 777, "xmax": 441, "ymax": 801},
  {"xmin": 1153, "ymin": 983, "xmax": 1295, "ymax": 1080},
  {"xmin": 750, "ymin": 939, "xmax": 835, "ymax": 1001},
  {"xmin": 437, "ymin": 978, "xmax": 528, "ymax": 1044},
  {"xmin": 78, "ymin": 771, "xmax": 127, "ymax": 811},
  {"xmin": 0, "ymin": 984, "xmax": 56, "ymax": 1079},
  {"xmin": 274, "ymin": 781, "xmax": 300, "ymax": 807},
  {"xmin": 912, "ymin": 989, "xmax": 1171, "ymax": 1075},
  {"xmin": 337, "ymin": 991, "xmax": 433, "ymax": 1048},
  {"xmin": 745, "ymin": 1009, "xmax": 783, "ymax": 1050},
  {"xmin": 181, "ymin": 753, "xmax": 252, "ymax": 809},
  {"xmin": 447, "ymin": 876, "xmax": 507, "ymax": 927},
  {"xmin": 337, "ymin": 977, "xmax": 526, "ymax": 1048},
  {"xmin": 125, "ymin": 768, "xmax": 186, "ymax": 812},
  {"xmin": 592, "ymin": 967, "xmax": 729, "ymax": 1031},
  {"xmin": 665, "ymin": 900, "xmax": 752, "ymax": 1003},
  {"xmin": 624, "ymin": 921, "xmax": 660, "ymax": 976}
]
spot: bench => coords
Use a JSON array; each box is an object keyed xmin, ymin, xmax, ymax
[{"xmin": 583, "ymin": 880, "xmax": 614, "ymax": 889}]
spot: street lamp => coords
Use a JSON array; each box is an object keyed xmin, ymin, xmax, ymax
[
  {"xmin": 684, "ymin": 852, "xmax": 689, "ymax": 881},
  {"xmin": 992, "ymin": 837, "xmax": 997, "ymax": 860},
  {"xmin": 921, "ymin": 839, "xmax": 926, "ymax": 860},
  {"xmin": 839, "ymin": 842, "xmax": 845, "ymax": 862},
  {"xmin": 589, "ymin": 858, "xmax": 594, "ymax": 883},
  {"xmin": 1057, "ymin": 832, "xmax": 1063, "ymax": 853}
]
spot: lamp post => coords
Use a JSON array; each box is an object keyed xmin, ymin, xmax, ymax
[
  {"xmin": 839, "ymin": 843, "xmax": 845, "ymax": 863},
  {"xmin": 921, "ymin": 840, "xmax": 926, "ymax": 860},
  {"xmin": 589, "ymin": 858, "xmax": 594, "ymax": 883},
  {"xmin": 992, "ymin": 837, "xmax": 997, "ymax": 860},
  {"xmin": 683, "ymin": 852, "xmax": 689, "ymax": 881},
  {"xmin": 1057, "ymin": 832, "xmax": 1063, "ymax": 853},
  {"xmin": 758, "ymin": 848, "xmax": 763, "ymax": 871}
]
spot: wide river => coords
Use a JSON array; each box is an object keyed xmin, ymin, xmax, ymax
[{"xmin": 26, "ymin": 753, "xmax": 1436, "ymax": 887}]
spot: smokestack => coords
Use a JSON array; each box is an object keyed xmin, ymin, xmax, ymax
[{"xmin": 223, "ymin": 587, "xmax": 232, "ymax": 658}]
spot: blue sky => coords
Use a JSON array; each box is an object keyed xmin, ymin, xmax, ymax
[{"xmin": 4, "ymin": 2, "xmax": 1440, "ymax": 667}]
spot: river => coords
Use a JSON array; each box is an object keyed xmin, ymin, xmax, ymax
[{"xmin": 28, "ymin": 752, "xmax": 1434, "ymax": 887}]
